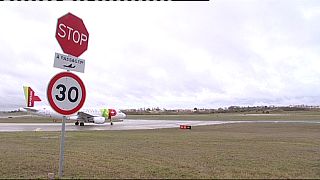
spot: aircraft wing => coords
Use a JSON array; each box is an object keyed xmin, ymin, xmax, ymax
[{"xmin": 76, "ymin": 111, "xmax": 96, "ymax": 123}]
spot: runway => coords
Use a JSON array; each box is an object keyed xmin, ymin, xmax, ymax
[
  {"xmin": 0, "ymin": 119, "xmax": 319, "ymax": 132},
  {"xmin": 0, "ymin": 120, "xmax": 231, "ymax": 132}
]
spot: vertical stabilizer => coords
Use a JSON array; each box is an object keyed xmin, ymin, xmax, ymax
[
  {"xmin": 23, "ymin": 86, "xmax": 41, "ymax": 107},
  {"xmin": 23, "ymin": 86, "xmax": 29, "ymax": 106}
]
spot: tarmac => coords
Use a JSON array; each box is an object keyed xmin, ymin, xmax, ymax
[
  {"xmin": 0, "ymin": 119, "xmax": 319, "ymax": 132},
  {"xmin": 0, "ymin": 119, "xmax": 234, "ymax": 132}
]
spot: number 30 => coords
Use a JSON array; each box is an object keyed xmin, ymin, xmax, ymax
[{"xmin": 55, "ymin": 84, "xmax": 79, "ymax": 102}]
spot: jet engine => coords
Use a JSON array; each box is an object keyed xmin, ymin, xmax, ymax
[{"xmin": 93, "ymin": 117, "xmax": 105, "ymax": 124}]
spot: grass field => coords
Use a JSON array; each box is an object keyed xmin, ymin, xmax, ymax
[
  {"xmin": 127, "ymin": 111, "xmax": 320, "ymax": 121},
  {"xmin": 0, "ymin": 116, "xmax": 57, "ymax": 123},
  {"xmin": 0, "ymin": 123, "xmax": 319, "ymax": 179}
]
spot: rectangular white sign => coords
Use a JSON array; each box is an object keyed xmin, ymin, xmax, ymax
[{"xmin": 53, "ymin": 52, "xmax": 85, "ymax": 73}]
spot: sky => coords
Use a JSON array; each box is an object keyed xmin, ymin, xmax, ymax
[{"xmin": 0, "ymin": 1, "xmax": 320, "ymax": 111}]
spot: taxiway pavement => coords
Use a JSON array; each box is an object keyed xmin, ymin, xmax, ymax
[{"xmin": 0, "ymin": 119, "xmax": 319, "ymax": 132}]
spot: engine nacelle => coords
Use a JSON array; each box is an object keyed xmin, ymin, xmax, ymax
[{"xmin": 93, "ymin": 117, "xmax": 105, "ymax": 124}]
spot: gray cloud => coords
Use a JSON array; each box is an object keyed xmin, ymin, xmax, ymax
[{"xmin": 1, "ymin": 1, "xmax": 320, "ymax": 110}]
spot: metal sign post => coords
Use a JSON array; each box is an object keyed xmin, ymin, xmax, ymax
[
  {"xmin": 47, "ymin": 71, "xmax": 86, "ymax": 178},
  {"xmin": 52, "ymin": 12, "xmax": 89, "ymax": 178},
  {"xmin": 47, "ymin": 72, "xmax": 86, "ymax": 179},
  {"xmin": 59, "ymin": 115, "xmax": 66, "ymax": 178}
]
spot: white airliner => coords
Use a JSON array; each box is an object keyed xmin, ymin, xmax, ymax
[{"xmin": 20, "ymin": 86, "xmax": 126, "ymax": 126}]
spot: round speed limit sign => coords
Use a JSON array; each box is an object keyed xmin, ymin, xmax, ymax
[{"xmin": 47, "ymin": 72, "xmax": 86, "ymax": 115}]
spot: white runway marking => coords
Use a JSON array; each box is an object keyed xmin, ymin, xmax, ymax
[{"xmin": 0, "ymin": 119, "xmax": 319, "ymax": 132}]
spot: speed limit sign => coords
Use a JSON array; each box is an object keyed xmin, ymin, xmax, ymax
[{"xmin": 47, "ymin": 72, "xmax": 86, "ymax": 115}]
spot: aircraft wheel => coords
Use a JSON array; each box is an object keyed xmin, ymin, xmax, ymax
[
  {"xmin": 75, "ymin": 121, "xmax": 79, "ymax": 126},
  {"xmin": 80, "ymin": 122, "xmax": 84, "ymax": 126},
  {"xmin": 111, "ymin": 122, "xmax": 113, "ymax": 126}
]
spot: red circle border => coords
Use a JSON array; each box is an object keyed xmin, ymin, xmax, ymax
[{"xmin": 47, "ymin": 72, "xmax": 86, "ymax": 115}]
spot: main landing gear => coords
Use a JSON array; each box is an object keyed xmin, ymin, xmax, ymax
[{"xmin": 75, "ymin": 121, "xmax": 85, "ymax": 126}]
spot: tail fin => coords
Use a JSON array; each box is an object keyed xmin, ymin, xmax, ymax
[{"xmin": 23, "ymin": 86, "xmax": 41, "ymax": 107}]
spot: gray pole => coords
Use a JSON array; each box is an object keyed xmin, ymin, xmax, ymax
[{"xmin": 59, "ymin": 115, "xmax": 66, "ymax": 178}]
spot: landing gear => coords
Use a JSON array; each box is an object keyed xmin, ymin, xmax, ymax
[
  {"xmin": 75, "ymin": 121, "xmax": 85, "ymax": 126},
  {"xmin": 110, "ymin": 122, "xmax": 113, "ymax": 126}
]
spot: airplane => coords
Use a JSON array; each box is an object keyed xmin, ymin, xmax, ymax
[
  {"xmin": 20, "ymin": 86, "xmax": 126, "ymax": 126},
  {"xmin": 63, "ymin": 64, "xmax": 76, "ymax": 68}
]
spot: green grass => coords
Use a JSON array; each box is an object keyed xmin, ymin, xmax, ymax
[
  {"xmin": 127, "ymin": 112, "xmax": 320, "ymax": 121},
  {"xmin": 0, "ymin": 116, "xmax": 59, "ymax": 123},
  {"xmin": 0, "ymin": 123, "xmax": 319, "ymax": 179}
]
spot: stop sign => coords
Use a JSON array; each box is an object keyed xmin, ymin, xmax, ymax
[{"xmin": 56, "ymin": 12, "xmax": 89, "ymax": 57}]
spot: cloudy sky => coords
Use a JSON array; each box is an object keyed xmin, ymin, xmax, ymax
[{"xmin": 0, "ymin": 1, "xmax": 320, "ymax": 111}]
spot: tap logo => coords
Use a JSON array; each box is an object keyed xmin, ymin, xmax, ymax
[{"xmin": 101, "ymin": 108, "xmax": 117, "ymax": 119}]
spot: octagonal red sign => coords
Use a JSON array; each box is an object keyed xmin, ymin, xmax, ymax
[{"xmin": 56, "ymin": 12, "xmax": 89, "ymax": 57}]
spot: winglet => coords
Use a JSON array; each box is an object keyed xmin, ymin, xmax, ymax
[{"xmin": 23, "ymin": 86, "xmax": 41, "ymax": 107}]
